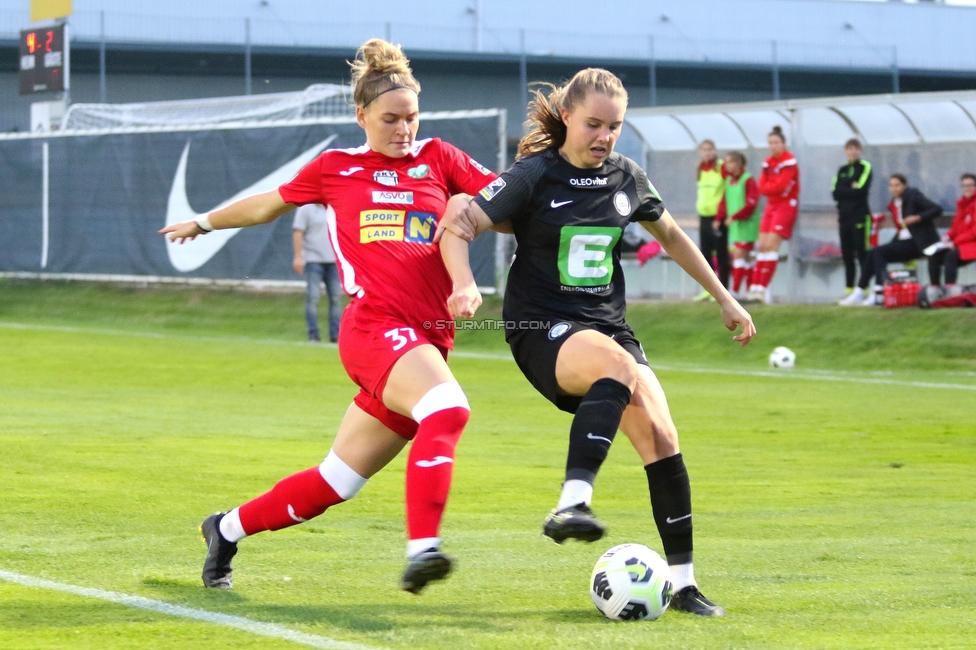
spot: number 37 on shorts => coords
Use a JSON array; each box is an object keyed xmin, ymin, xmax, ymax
[{"xmin": 385, "ymin": 327, "xmax": 418, "ymax": 351}]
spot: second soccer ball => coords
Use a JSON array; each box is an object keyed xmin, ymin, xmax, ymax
[{"xmin": 769, "ymin": 346, "xmax": 796, "ymax": 368}]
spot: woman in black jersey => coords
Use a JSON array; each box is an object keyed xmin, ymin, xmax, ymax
[{"xmin": 438, "ymin": 69, "xmax": 755, "ymax": 617}]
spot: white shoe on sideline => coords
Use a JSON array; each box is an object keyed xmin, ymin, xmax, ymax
[
  {"xmin": 839, "ymin": 288, "xmax": 865, "ymax": 306},
  {"xmin": 860, "ymin": 291, "xmax": 882, "ymax": 306}
]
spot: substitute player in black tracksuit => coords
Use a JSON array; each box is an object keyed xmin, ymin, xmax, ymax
[
  {"xmin": 832, "ymin": 139, "xmax": 873, "ymax": 302},
  {"xmin": 437, "ymin": 68, "xmax": 755, "ymax": 617}
]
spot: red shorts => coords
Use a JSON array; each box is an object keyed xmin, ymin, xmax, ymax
[
  {"xmin": 338, "ymin": 300, "xmax": 448, "ymax": 440},
  {"xmin": 760, "ymin": 201, "xmax": 798, "ymax": 240}
]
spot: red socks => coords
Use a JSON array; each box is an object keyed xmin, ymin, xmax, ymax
[
  {"xmin": 751, "ymin": 253, "xmax": 779, "ymax": 289},
  {"xmin": 732, "ymin": 262, "xmax": 752, "ymax": 293},
  {"xmin": 238, "ymin": 467, "xmax": 343, "ymax": 535},
  {"xmin": 405, "ymin": 406, "xmax": 470, "ymax": 541}
]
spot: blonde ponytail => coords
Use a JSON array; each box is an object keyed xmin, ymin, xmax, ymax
[{"xmin": 517, "ymin": 68, "xmax": 627, "ymax": 160}]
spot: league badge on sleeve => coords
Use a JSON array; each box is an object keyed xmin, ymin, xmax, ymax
[
  {"xmin": 469, "ymin": 158, "xmax": 492, "ymax": 175},
  {"xmin": 479, "ymin": 177, "xmax": 506, "ymax": 202}
]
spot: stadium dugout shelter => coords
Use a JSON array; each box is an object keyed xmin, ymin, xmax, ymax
[
  {"xmin": 620, "ymin": 90, "xmax": 976, "ymax": 303},
  {"xmin": 0, "ymin": 84, "xmax": 507, "ymax": 293}
]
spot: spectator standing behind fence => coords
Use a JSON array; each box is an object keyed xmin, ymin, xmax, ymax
[
  {"xmin": 833, "ymin": 139, "xmax": 874, "ymax": 306},
  {"xmin": 693, "ymin": 140, "xmax": 729, "ymax": 301},
  {"xmin": 748, "ymin": 126, "xmax": 799, "ymax": 304},
  {"xmin": 852, "ymin": 174, "xmax": 942, "ymax": 306},
  {"xmin": 293, "ymin": 203, "xmax": 343, "ymax": 342},
  {"xmin": 930, "ymin": 173, "xmax": 976, "ymax": 286},
  {"xmin": 717, "ymin": 151, "xmax": 760, "ymax": 299}
]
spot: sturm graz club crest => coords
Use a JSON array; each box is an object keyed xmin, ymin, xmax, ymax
[{"xmin": 548, "ymin": 322, "xmax": 571, "ymax": 340}]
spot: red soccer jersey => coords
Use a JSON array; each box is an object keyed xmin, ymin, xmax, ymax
[
  {"xmin": 759, "ymin": 151, "xmax": 799, "ymax": 207},
  {"xmin": 279, "ymin": 137, "xmax": 497, "ymax": 349}
]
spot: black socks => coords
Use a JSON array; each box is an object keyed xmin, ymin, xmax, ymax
[
  {"xmin": 565, "ymin": 378, "xmax": 632, "ymax": 484},
  {"xmin": 645, "ymin": 453, "xmax": 694, "ymax": 565}
]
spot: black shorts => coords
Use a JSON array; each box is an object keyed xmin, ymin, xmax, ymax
[{"xmin": 506, "ymin": 320, "xmax": 649, "ymax": 414}]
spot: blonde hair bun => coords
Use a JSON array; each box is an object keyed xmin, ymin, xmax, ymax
[{"xmin": 350, "ymin": 39, "xmax": 421, "ymax": 107}]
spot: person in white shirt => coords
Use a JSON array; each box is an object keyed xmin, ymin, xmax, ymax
[{"xmin": 293, "ymin": 203, "xmax": 343, "ymax": 342}]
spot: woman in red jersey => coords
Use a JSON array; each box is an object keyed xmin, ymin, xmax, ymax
[
  {"xmin": 160, "ymin": 39, "xmax": 496, "ymax": 595},
  {"xmin": 747, "ymin": 125, "xmax": 799, "ymax": 303},
  {"xmin": 932, "ymin": 173, "xmax": 976, "ymax": 286}
]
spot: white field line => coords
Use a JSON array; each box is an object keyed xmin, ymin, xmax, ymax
[
  {"xmin": 0, "ymin": 569, "xmax": 376, "ymax": 650},
  {"xmin": 3, "ymin": 320, "xmax": 975, "ymax": 392}
]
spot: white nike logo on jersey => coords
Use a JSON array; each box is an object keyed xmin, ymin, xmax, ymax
[
  {"xmin": 666, "ymin": 514, "xmax": 692, "ymax": 524},
  {"xmin": 586, "ymin": 433, "xmax": 612, "ymax": 444},
  {"xmin": 164, "ymin": 134, "xmax": 337, "ymax": 272},
  {"xmin": 339, "ymin": 166, "xmax": 364, "ymax": 176},
  {"xmin": 550, "ymin": 199, "xmax": 573, "ymax": 209},
  {"xmin": 415, "ymin": 456, "xmax": 454, "ymax": 468},
  {"xmin": 287, "ymin": 505, "xmax": 307, "ymax": 523}
]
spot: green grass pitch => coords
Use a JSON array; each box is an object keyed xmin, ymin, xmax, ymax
[{"xmin": 1, "ymin": 282, "xmax": 974, "ymax": 649}]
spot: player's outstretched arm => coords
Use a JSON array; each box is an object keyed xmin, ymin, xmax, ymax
[
  {"xmin": 641, "ymin": 210, "xmax": 756, "ymax": 347},
  {"xmin": 440, "ymin": 196, "xmax": 494, "ymax": 319},
  {"xmin": 159, "ymin": 190, "xmax": 296, "ymax": 244}
]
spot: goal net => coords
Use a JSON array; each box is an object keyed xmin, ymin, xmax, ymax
[{"xmin": 60, "ymin": 84, "xmax": 354, "ymax": 131}]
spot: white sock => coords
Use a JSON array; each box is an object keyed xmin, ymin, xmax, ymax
[
  {"xmin": 218, "ymin": 508, "xmax": 246, "ymax": 543},
  {"xmin": 669, "ymin": 562, "xmax": 696, "ymax": 591},
  {"xmin": 556, "ymin": 479, "xmax": 593, "ymax": 511},
  {"xmin": 406, "ymin": 537, "xmax": 440, "ymax": 558}
]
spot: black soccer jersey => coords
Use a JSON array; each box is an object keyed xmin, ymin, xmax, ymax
[{"xmin": 474, "ymin": 148, "xmax": 665, "ymax": 332}]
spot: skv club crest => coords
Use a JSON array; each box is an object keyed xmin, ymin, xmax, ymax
[{"xmin": 374, "ymin": 170, "xmax": 399, "ymax": 186}]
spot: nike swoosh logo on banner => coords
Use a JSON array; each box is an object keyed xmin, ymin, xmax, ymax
[
  {"xmin": 586, "ymin": 433, "xmax": 612, "ymax": 444},
  {"xmin": 550, "ymin": 199, "xmax": 573, "ymax": 209},
  {"xmin": 164, "ymin": 134, "xmax": 337, "ymax": 272},
  {"xmin": 415, "ymin": 456, "xmax": 454, "ymax": 468},
  {"xmin": 339, "ymin": 166, "xmax": 364, "ymax": 176},
  {"xmin": 666, "ymin": 514, "xmax": 692, "ymax": 524}
]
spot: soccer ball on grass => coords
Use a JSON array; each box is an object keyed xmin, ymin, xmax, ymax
[
  {"xmin": 590, "ymin": 544, "xmax": 673, "ymax": 621},
  {"xmin": 768, "ymin": 346, "xmax": 796, "ymax": 368}
]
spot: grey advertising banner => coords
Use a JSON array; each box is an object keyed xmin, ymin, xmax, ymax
[{"xmin": 0, "ymin": 115, "xmax": 501, "ymax": 285}]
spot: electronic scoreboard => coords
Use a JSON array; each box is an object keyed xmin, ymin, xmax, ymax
[{"xmin": 19, "ymin": 23, "xmax": 68, "ymax": 95}]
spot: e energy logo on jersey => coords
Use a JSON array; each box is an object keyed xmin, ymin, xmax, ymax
[
  {"xmin": 557, "ymin": 225, "xmax": 622, "ymax": 288},
  {"xmin": 478, "ymin": 177, "xmax": 506, "ymax": 201},
  {"xmin": 570, "ymin": 177, "xmax": 608, "ymax": 187},
  {"xmin": 372, "ymin": 191, "xmax": 413, "ymax": 204},
  {"xmin": 359, "ymin": 210, "xmax": 435, "ymax": 244}
]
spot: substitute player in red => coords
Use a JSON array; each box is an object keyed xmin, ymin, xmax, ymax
[
  {"xmin": 747, "ymin": 125, "xmax": 799, "ymax": 303},
  {"xmin": 160, "ymin": 39, "xmax": 496, "ymax": 594}
]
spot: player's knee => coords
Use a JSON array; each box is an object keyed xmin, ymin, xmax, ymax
[
  {"xmin": 318, "ymin": 449, "xmax": 368, "ymax": 501},
  {"xmin": 411, "ymin": 382, "xmax": 470, "ymax": 445},
  {"xmin": 600, "ymin": 348, "xmax": 639, "ymax": 391},
  {"xmin": 412, "ymin": 382, "xmax": 470, "ymax": 420}
]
